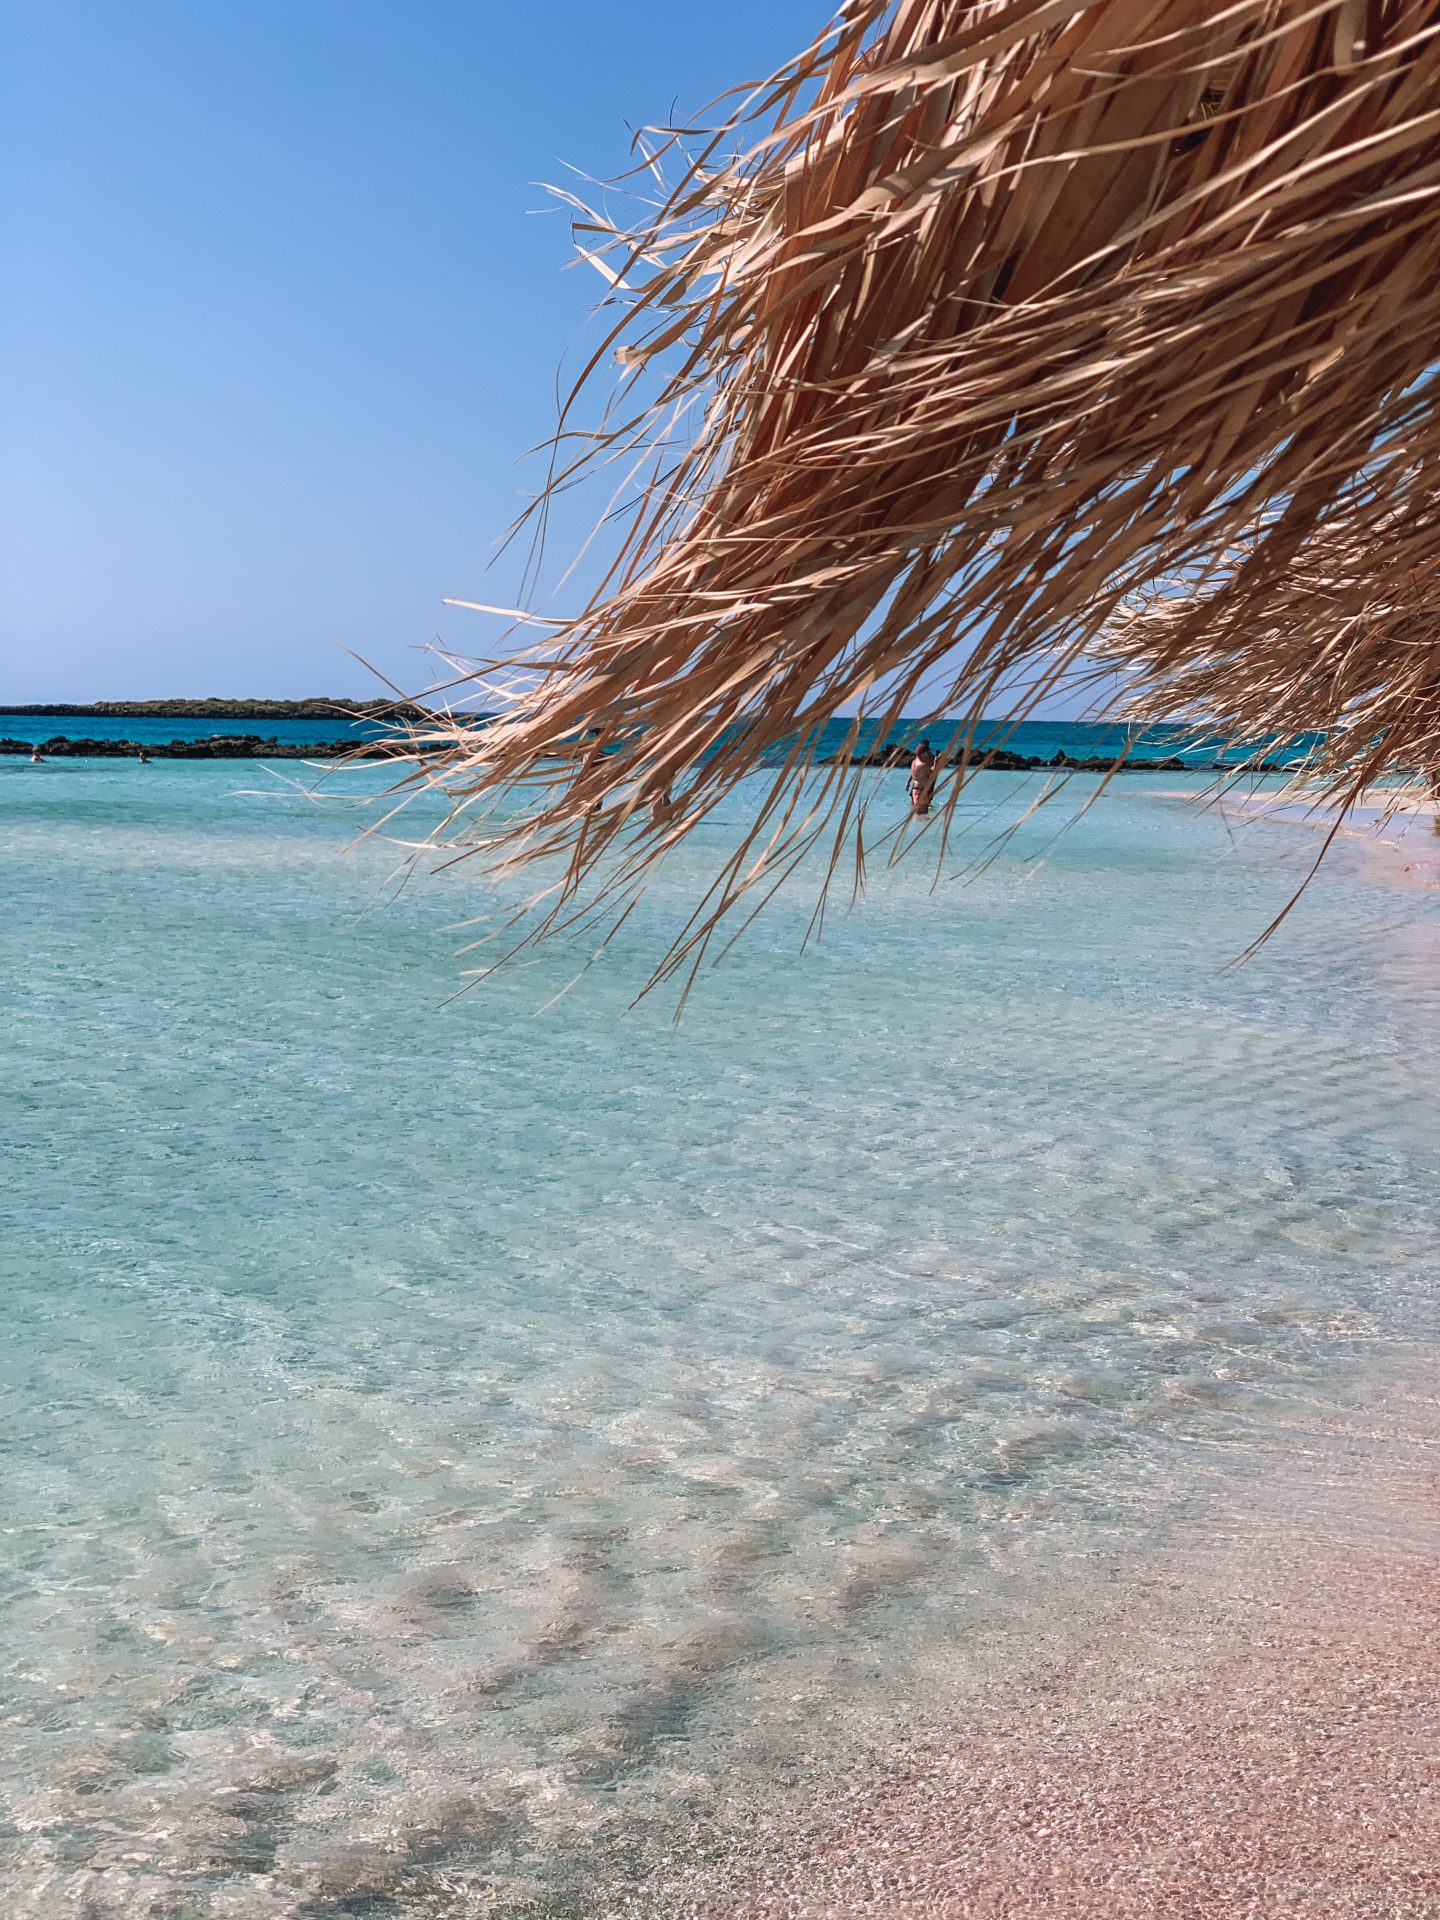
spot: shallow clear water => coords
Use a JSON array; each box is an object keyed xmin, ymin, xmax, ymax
[{"xmin": 3, "ymin": 757, "xmax": 1437, "ymax": 1915}]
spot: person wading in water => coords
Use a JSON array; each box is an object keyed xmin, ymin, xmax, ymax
[{"xmin": 909, "ymin": 739, "xmax": 938, "ymax": 816}]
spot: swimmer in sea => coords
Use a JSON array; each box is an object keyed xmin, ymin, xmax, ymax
[{"xmin": 908, "ymin": 739, "xmax": 938, "ymax": 816}]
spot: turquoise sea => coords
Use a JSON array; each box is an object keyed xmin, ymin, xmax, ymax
[
  {"xmin": 3, "ymin": 752, "xmax": 1438, "ymax": 1915},
  {"xmin": 0, "ymin": 714, "xmax": 399, "ymax": 749}
]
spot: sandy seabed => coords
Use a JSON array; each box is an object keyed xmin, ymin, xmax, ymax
[
  {"xmin": 1149, "ymin": 784, "xmax": 1440, "ymax": 895},
  {"xmin": 629, "ymin": 1380, "xmax": 1440, "ymax": 1919}
]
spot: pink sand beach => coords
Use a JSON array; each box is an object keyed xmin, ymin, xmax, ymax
[
  {"xmin": 649, "ymin": 1383, "xmax": 1440, "ymax": 1917},
  {"xmin": 1151, "ymin": 784, "xmax": 1440, "ymax": 893}
]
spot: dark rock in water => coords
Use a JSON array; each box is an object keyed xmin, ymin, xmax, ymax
[
  {"xmin": 842, "ymin": 743, "xmax": 913, "ymax": 766},
  {"xmin": 948, "ymin": 748, "xmax": 1041, "ymax": 771},
  {"xmin": 792, "ymin": 744, "xmax": 1275, "ymax": 775},
  {"xmin": 0, "ymin": 734, "xmax": 411, "ymax": 760}
]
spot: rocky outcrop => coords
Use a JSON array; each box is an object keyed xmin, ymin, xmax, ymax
[
  {"xmin": 0, "ymin": 735, "xmax": 411, "ymax": 760},
  {"xmin": 837, "ymin": 744, "xmax": 1291, "ymax": 773},
  {"xmin": 4, "ymin": 732, "xmax": 1296, "ymax": 773}
]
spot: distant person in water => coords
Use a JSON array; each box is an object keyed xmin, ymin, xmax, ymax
[
  {"xmin": 909, "ymin": 740, "xmax": 938, "ymax": 816},
  {"xmin": 137, "ymin": 749, "xmax": 151, "ymax": 764},
  {"xmin": 30, "ymin": 749, "xmax": 43, "ymax": 764}
]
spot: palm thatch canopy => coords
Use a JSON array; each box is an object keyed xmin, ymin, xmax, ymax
[
  {"xmin": 408, "ymin": 0, "xmax": 1440, "ymax": 987},
  {"xmin": 1106, "ymin": 509, "xmax": 1440, "ymax": 811}
]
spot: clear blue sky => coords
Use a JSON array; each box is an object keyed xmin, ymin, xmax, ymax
[{"xmin": 2, "ymin": 1, "xmax": 829, "ymax": 702}]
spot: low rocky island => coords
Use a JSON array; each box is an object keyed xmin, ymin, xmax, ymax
[
  {"xmin": 0, "ymin": 698, "xmax": 436, "ymax": 721},
  {"xmin": 4, "ymin": 733, "xmax": 1297, "ymax": 772},
  {"xmin": 2, "ymin": 706, "xmax": 1297, "ymax": 773},
  {"xmin": 0, "ymin": 734, "xmax": 411, "ymax": 759},
  {"xmin": 835, "ymin": 743, "xmax": 1294, "ymax": 774}
]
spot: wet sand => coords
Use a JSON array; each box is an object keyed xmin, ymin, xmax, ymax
[
  {"xmin": 640, "ymin": 1386, "xmax": 1440, "ymax": 1918},
  {"xmin": 1302, "ymin": 797, "xmax": 1440, "ymax": 892},
  {"xmin": 1149, "ymin": 783, "xmax": 1440, "ymax": 891}
]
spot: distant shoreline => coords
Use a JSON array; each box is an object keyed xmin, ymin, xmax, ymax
[
  {"xmin": 0, "ymin": 707, "xmax": 1313, "ymax": 774},
  {"xmin": 1, "ymin": 734, "xmax": 407, "ymax": 760},
  {"xmin": 4, "ymin": 736, "xmax": 1281, "ymax": 771},
  {"xmin": 0, "ymin": 699, "xmax": 437, "ymax": 720}
]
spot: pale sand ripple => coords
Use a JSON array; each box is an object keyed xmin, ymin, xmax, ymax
[
  {"xmin": 1147, "ymin": 784, "xmax": 1440, "ymax": 892},
  {"xmin": 625, "ymin": 1387, "xmax": 1440, "ymax": 1918}
]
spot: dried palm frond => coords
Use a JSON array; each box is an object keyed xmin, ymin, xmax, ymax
[
  {"xmin": 1106, "ymin": 495, "xmax": 1440, "ymax": 809},
  {"xmin": 405, "ymin": 0, "xmax": 1440, "ymax": 990}
]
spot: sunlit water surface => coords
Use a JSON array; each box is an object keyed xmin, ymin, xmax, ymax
[{"xmin": 3, "ymin": 759, "xmax": 1438, "ymax": 1916}]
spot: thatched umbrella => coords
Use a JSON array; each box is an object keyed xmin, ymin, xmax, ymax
[
  {"xmin": 1106, "ymin": 504, "xmax": 1440, "ymax": 806},
  {"xmin": 408, "ymin": 0, "xmax": 1440, "ymax": 988}
]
